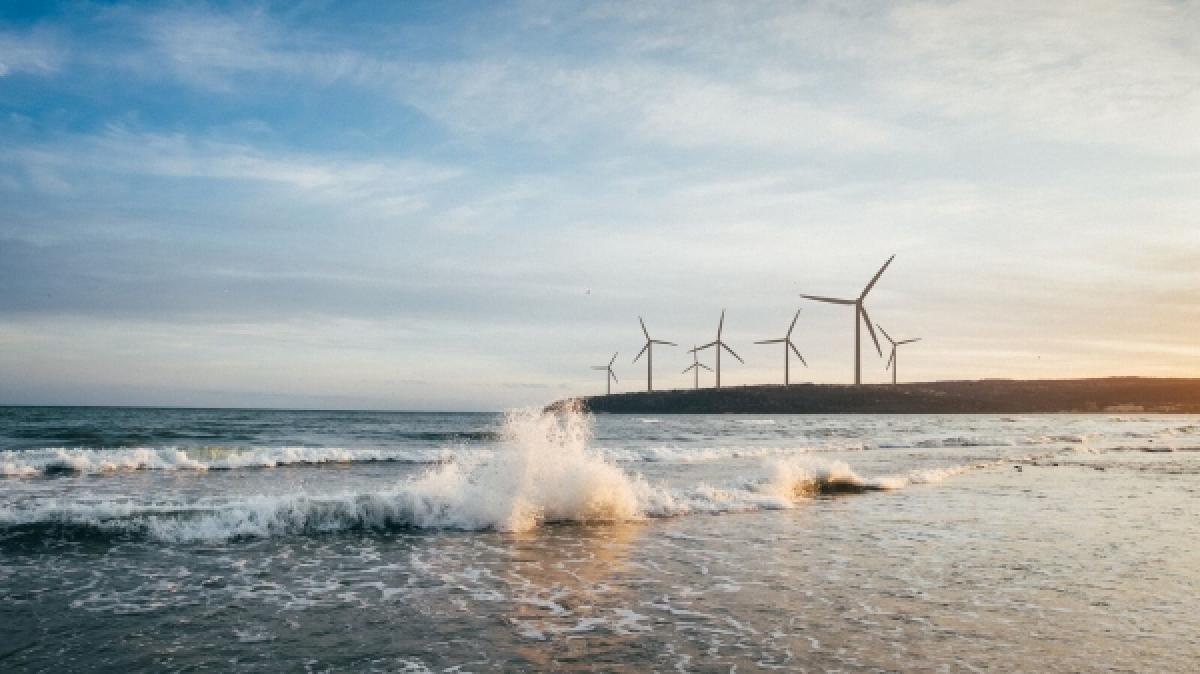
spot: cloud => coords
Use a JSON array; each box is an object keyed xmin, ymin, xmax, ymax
[
  {"xmin": 1, "ymin": 127, "xmax": 461, "ymax": 220},
  {"xmin": 400, "ymin": 60, "xmax": 909, "ymax": 152},
  {"xmin": 527, "ymin": 0, "xmax": 1200, "ymax": 156},
  {"xmin": 117, "ymin": 5, "xmax": 911, "ymax": 154},
  {"xmin": 880, "ymin": 0, "xmax": 1200, "ymax": 155},
  {"xmin": 0, "ymin": 27, "xmax": 63, "ymax": 77}
]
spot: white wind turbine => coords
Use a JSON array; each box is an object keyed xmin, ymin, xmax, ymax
[
  {"xmin": 590, "ymin": 352, "xmax": 619, "ymax": 395},
  {"xmin": 681, "ymin": 345, "xmax": 713, "ymax": 389},
  {"xmin": 754, "ymin": 309, "xmax": 807, "ymax": 385},
  {"xmin": 690, "ymin": 309, "xmax": 743, "ymax": 388},
  {"xmin": 633, "ymin": 317, "xmax": 676, "ymax": 392},
  {"xmin": 877, "ymin": 325, "xmax": 921, "ymax": 385},
  {"xmin": 799, "ymin": 255, "xmax": 895, "ymax": 385}
]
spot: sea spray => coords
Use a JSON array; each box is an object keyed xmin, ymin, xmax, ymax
[
  {"xmin": 399, "ymin": 403, "xmax": 642, "ymax": 531},
  {"xmin": 760, "ymin": 458, "xmax": 893, "ymax": 500}
]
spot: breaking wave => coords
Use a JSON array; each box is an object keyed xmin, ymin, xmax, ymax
[
  {"xmin": 2, "ymin": 442, "xmax": 873, "ymax": 479},
  {"xmin": 0, "ymin": 446, "xmax": 461, "ymax": 477},
  {"xmin": 0, "ymin": 405, "xmax": 1004, "ymax": 543}
]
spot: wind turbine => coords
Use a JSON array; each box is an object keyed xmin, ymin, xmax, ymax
[
  {"xmin": 590, "ymin": 352, "xmax": 619, "ymax": 395},
  {"xmin": 633, "ymin": 317, "xmax": 676, "ymax": 392},
  {"xmin": 800, "ymin": 254, "xmax": 895, "ymax": 385},
  {"xmin": 681, "ymin": 345, "xmax": 713, "ymax": 389},
  {"xmin": 754, "ymin": 309, "xmax": 807, "ymax": 385},
  {"xmin": 690, "ymin": 309, "xmax": 743, "ymax": 388},
  {"xmin": 877, "ymin": 325, "xmax": 921, "ymax": 385}
]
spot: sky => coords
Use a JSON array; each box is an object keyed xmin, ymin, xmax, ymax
[{"xmin": 1, "ymin": 0, "xmax": 1198, "ymax": 411}]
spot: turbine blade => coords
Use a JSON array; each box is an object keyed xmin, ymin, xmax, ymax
[
  {"xmin": 639, "ymin": 316, "xmax": 649, "ymax": 340},
  {"xmin": 787, "ymin": 309, "xmax": 800, "ymax": 337},
  {"xmin": 699, "ymin": 364, "xmax": 714, "ymax": 372},
  {"xmin": 721, "ymin": 342, "xmax": 744, "ymax": 363},
  {"xmin": 860, "ymin": 305, "xmax": 882, "ymax": 356},
  {"xmin": 591, "ymin": 366, "xmax": 607, "ymax": 370},
  {"xmin": 886, "ymin": 349, "xmax": 895, "ymax": 370},
  {"xmin": 609, "ymin": 351, "xmax": 618, "ymax": 366},
  {"xmin": 860, "ymin": 254, "xmax": 895, "ymax": 299},
  {"xmin": 755, "ymin": 338, "xmax": 785, "ymax": 344},
  {"xmin": 691, "ymin": 341, "xmax": 717, "ymax": 352},
  {"xmin": 799, "ymin": 294, "xmax": 855, "ymax": 306},
  {"xmin": 681, "ymin": 364, "xmax": 696, "ymax": 374},
  {"xmin": 653, "ymin": 340, "xmax": 676, "ymax": 346},
  {"xmin": 789, "ymin": 340, "xmax": 804, "ymax": 361},
  {"xmin": 610, "ymin": 371, "xmax": 618, "ymax": 383},
  {"xmin": 718, "ymin": 309, "xmax": 725, "ymax": 338},
  {"xmin": 898, "ymin": 338, "xmax": 922, "ymax": 345},
  {"xmin": 633, "ymin": 342, "xmax": 648, "ymax": 363},
  {"xmin": 877, "ymin": 323, "xmax": 895, "ymax": 345}
]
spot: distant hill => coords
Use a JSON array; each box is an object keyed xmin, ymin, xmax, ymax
[{"xmin": 552, "ymin": 378, "xmax": 1200, "ymax": 414}]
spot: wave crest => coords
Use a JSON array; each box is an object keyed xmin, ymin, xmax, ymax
[{"xmin": 0, "ymin": 406, "xmax": 1001, "ymax": 543}]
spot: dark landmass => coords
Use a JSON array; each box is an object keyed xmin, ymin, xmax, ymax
[{"xmin": 552, "ymin": 378, "xmax": 1200, "ymax": 414}]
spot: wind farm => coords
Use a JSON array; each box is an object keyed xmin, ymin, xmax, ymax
[
  {"xmin": 566, "ymin": 253, "xmax": 1200, "ymax": 414},
  {"xmin": 589, "ymin": 257, "xmax": 903, "ymax": 397}
]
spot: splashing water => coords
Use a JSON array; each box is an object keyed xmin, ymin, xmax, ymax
[{"xmin": 401, "ymin": 403, "xmax": 644, "ymax": 531}]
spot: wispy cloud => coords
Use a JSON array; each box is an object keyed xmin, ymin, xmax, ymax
[
  {"xmin": 0, "ymin": 27, "xmax": 63, "ymax": 76},
  {"xmin": 880, "ymin": 0, "xmax": 1200, "ymax": 155},
  {"xmin": 2, "ymin": 127, "xmax": 460, "ymax": 216}
]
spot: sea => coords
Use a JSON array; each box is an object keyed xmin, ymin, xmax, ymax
[{"xmin": 1, "ymin": 406, "xmax": 1197, "ymax": 672}]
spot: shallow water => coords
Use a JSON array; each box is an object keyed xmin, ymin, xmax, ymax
[{"xmin": 2, "ymin": 407, "xmax": 1198, "ymax": 671}]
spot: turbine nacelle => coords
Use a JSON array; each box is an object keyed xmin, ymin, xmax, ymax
[{"xmin": 633, "ymin": 316, "xmax": 676, "ymax": 363}]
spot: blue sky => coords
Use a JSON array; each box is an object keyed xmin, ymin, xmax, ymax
[{"xmin": 1, "ymin": 0, "xmax": 1198, "ymax": 410}]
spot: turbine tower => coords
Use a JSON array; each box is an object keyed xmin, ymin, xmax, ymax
[
  {"xmin": 690, "ymin": 309, "xmax": 743, "ymax": 388},
  {"xmin": 681, "ymin": 345, "xmax": 713, "ymax": 389},
  {"xmin": 633, "ymin": 317, "xmax": 676, "ymax": 392},
  {"xmin": 754, "ymin": 309, "xmax": 808, "ymax": 385},
  {"xmin": 800, "ymin": 254, "xmax": 895, "ymax": 385},
  {"xmin": 590, "ymin": 352, "xmax": 619, "ymax": 395},
  {"xmin": 877, "ymin": 325, "xmax": 921, "ymax": 385}
]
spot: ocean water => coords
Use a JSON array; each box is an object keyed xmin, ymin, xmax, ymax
[{"xmin": 1, "ymin": 407, "xmax": 1198, "ymax": 672}]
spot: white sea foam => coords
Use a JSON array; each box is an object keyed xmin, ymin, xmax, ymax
[
  {"xmin": 0, "ymin": 446, "xmax": 460, "ymax": 477},
  {"xmin": 2, "ymin": 442, "xmax": 866, "ymax": 478},
  {"xmin": 598, "ymin": 445, "xmax": 845, "ymax": 464},
  {"xmin": 0, "ymin": 406, "xmax": 1007, "ymax": 542}
]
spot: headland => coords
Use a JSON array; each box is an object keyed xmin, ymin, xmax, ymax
[{"xmin": 553, "ymin": 377, "xmax": 1200, "ymax": 414}]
